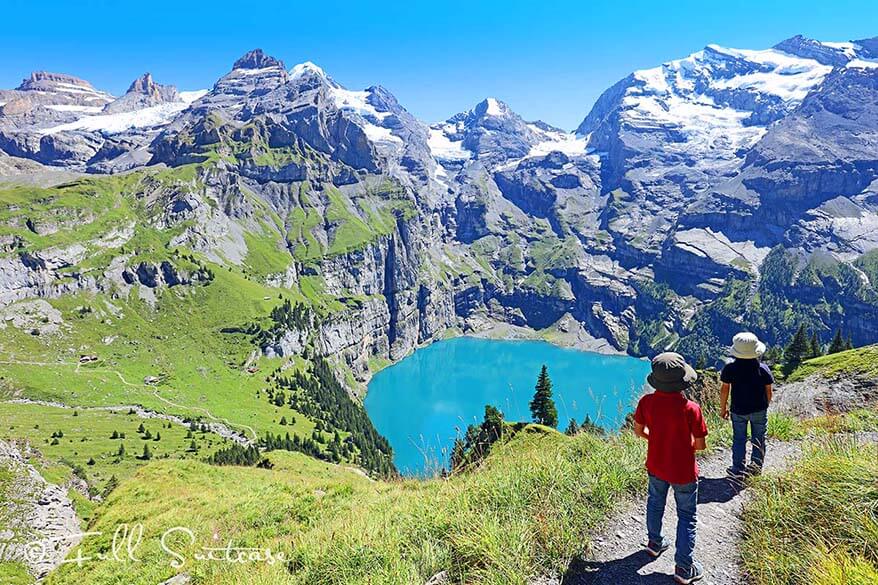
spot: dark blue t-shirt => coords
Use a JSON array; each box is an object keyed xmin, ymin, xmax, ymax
[{"xmin": 720, "ymin": 359, "xmax": 774, "ymax": 415}]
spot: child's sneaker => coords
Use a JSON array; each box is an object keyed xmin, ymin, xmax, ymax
[
  {"xmin": 674, "ymin": 561, "xmax": 704, "ymax": 584},
  {"xmin": 645, "ymin": 537, "xmax": 669, "ymax": 558}
]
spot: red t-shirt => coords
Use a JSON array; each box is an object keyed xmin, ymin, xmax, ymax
[{"xmin": 634, "ymin": 391, "xmax": 708, "ymax": 485}]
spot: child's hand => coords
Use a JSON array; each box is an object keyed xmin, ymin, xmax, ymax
[{"xmin": 720, "ymin": 407, "xmax": 729, "ymax": 420}]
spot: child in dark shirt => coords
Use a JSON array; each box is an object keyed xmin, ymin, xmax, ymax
[{"xmin": 719, "ymin": 332, "xmax": 774, "ymax": 477}]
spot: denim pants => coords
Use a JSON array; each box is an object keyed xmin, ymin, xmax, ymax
[
  {"xmin": 731, "ymin": 409, "xmax": 767, "ymax": 471},
  {"xmin": 646, "ymin": 474, "xmax": 698, "ymax": 569}
]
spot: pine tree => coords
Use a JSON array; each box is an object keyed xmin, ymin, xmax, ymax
[
  {"xmin": 808, "ymin": 331, "xmax": 822, "ymax": 359},
  {"xmin": 188, "ymin": 440, "xmax": 198, "ymax": 452},
  {"xmin": 565, "ymin": 418, "xmax": 579, "ymax": 436},
  {"xmin": 154, "ymin": 432, "xmax": 161, "ymax": 442},
  {"xmin": 279, "ymin": 416, "xmax": 287, "ymax": 426},
  {"xmin": 580, "ymin": 414, "xmax": 606, "ymax": 436},
  {"xmin": 117, "ymin": 443, "xmax": 126, "ymax": 458},
  {"xmin": 143, "ymin": 429, "xmax": 152, "ymax": 440},
  {"xmin": 141, "ymin": 443, "xmax": 152, "ymax": 460},
  {"xmin": 137, "ymin": 423, "xmax": 145, "ymax": 434},
  {"xmin": 762, "ymin": 346, "xmax": 783, "ymax": 365},
  {"xmin": 783, "ymin": 324, "xmax": 810, "ymax": 375},
  {"xmin": 86, "ymin": 457, "xmax": 95, "ymax": 465},
  {"xmin": 845, "ymin": 335, "xmax": 854, "ymax": 351},
  {"xmin": 450, "ymin": 436, "xmax": 466, "ymax": 470},
  {"xmin": 530, "ymin": 365, "xmax": 558, "ymax": 428},
  {"xmin": 110, "ymin": 430, "xmax": 119, "ymax": 439},
  {"xmin": 828, "ymin": 329, "xmax": 846, "ymax": 354},
  {"xmin": 102, "ymin": 475, "xmax": 118, "ymax": 499}
]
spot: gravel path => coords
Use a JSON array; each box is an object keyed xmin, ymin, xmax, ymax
[{"xmin": 566, "ymin": 440, "xmax": 803, "ymax": 585}]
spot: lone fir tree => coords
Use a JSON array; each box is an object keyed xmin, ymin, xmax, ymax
[
  {"xmin": 783, "ymin": 324, "xmax": 810, "ymax": 374},
  {"xmin": 828, "ymin": 328, "xmax": 846, "ymax": 354},
  {"xmin": 530, "ymin": 365, "xmax": 558, "ymax": 428},
  {"xmin": 808, "ymin": 331, "xmax": 822, "ymax": 359}
]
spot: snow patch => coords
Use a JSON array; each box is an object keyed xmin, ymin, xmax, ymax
[
  {"xmin": 40, "ymin": 101, "xmax": 191, "ymax": 135},
  {"xmin": 232, "ymin": 66, "xmax": 284, "ymax": 77},
  {"xmin": 46, "ymin": 104, "xmax": 103, "ymax": 113},
  {"xmin": 361, "ymin": 122, "xmax": 401, "ymax": 144},
  {"xmin": 330, "ymin": 87, "xmax": 390, "ymax": 121},
  {"xmin": 821, "ymin": 40, "xmax": 858, "ymax": 58},
  {"xmin": 634, "ymin": 67, "xmax": 671, "ymax": 94},
  {"xmin": 526, "ymin": 126, "xmax": 589, "ymax": 158},
  {"xmin": 485, "ymin": 97, "xmax": 506, "ymax": 116},
  {"xmin": 290, "ymin": 61, "xmax": 327, "ymax": 79},
  {"xmin": 846, "ymin": 58, "xmax": 878, "ymax": 69},
  {"xmin": 428, "ymin": 128, "xmax": 471, "ymax": 160},
  {"xmin": 179, "ymin": 89, "xmax": 208, "ymax": 103}
]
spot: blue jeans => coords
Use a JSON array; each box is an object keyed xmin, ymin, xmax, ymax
[
  {"xmin": 731, "ymin": 409, "xmax": 767, "ymax": 471},
  {"xmin": 646, "ymin": 474, "xmax": 698, "ymax": 569}
]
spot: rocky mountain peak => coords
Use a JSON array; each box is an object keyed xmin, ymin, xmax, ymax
[
  {"xmin": 478, "ymin": 97, "xmax": 511, "ymax": 118},
  {"xmin": 17, "ymin": 71, "xmax": 95, "ymax": 91},
  {"xmin": 232, "ymin": 49, "xmax": 285, "ymax": 71},
  {"xmin": 773, "ymin": 34, "xmax": 854, "ymax": 66},
  {"xmin": 448, "ymin": 97, "xmax": 516, "ymax": 126},
  {"xmin": 3, "ymin": 70, "xmax": 113, "ymax": 115},
  {"xmin": 854, "ymin": 36, "xmax": 878, "ymax": 58},
  {"xmin": 126, "ymin": 73, "xmax": 158, "ymax": 94},
  {"xmin": 103, "ymin": 72, "xmax": 179, "ymax": 114}
]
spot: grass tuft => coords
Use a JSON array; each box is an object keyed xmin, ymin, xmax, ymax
[{"xmin": 741, "ymin": 437, "xmax": 878, "ymax": 585}]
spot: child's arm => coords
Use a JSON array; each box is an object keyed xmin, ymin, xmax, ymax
[
  {"xmin": 634, "ymin": 422, "xmax": 649, "ymax": 440},
  {"xmin": 692, "ymin": 436, "xmax": 707, "ymax": 451},
  {"xmin": 719, "ymin": 382, "xmax": 731, "ymax": 419},
  {"xmin": 765, "ymin": 384, "xmax": 773, "ymax": 404}
]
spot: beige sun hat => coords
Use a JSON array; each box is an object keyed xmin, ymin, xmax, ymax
[{"xmin": 730, "ymin": 332, "xmax": 766, "ymax": 359}]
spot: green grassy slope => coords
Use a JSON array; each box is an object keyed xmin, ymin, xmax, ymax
[
  {"xmin": 787, "ymin": 344, "xmax": 878, "ymax": 382},
  {"xmin": 0, "ymin": 402, "xmax": 227, "ymax": 498},
  {"xmin": 742, "ymin": 437, "xmax": 878, "ymax": 585},
  {"xmin": 0, "ymin": 269, "xmax": 317, "ymax": 443},
  {"xmin": 47, "ymin": 428, "xmax": 646, "ymax": 585}
]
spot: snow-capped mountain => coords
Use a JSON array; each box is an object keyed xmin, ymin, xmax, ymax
[
  {"xmin": 2, "ymin": 37, "xmax": 878, "ymax": 357},
  {"xmin": 0, "ymin": 69, "xmax": 206, "ymax": 171},
  {"xmin": 429, "ymin": 97, "xmax": 588, "ymax": 169},
  {"xmin": 571, "ymin": 35, "xmax": 878, "ymax": 294}
]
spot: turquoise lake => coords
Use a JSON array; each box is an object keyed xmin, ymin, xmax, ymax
[{"xmin": 364, "ymin": 336, "xmax": 652, "ymax": 475}]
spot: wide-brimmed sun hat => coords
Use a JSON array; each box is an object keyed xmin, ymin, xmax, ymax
[
  {"xmin": 730, "ymin": 332, "xmax": 766, "ymax": 359},
  {"xmin": 647, "ymin": 352, "xmax": 697, "ymax": 392}
]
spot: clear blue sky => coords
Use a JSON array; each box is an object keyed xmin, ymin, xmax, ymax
[{"xmin": 3, "ymin": 0, "xmax": 876, "ymax": 129}]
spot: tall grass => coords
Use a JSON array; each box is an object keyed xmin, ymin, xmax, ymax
[
  {"xmin": 741, "ymin": 437, "xmax": 878, "ymax": 585},
  {"xmin": 48, "ymin": 429, "xmax": 646, "ymax": 585}
]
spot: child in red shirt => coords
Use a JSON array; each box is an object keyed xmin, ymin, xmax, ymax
[{"xmin": 634, "ymin": 352, "xmax": 708, "ymax": 584}]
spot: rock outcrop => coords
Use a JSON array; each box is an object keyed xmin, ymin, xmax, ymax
[{"xmin": 0, "ymin": 440, "xmax": 82, "ymax": 580}]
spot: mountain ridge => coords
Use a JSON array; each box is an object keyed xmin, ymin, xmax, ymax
[{"xmin": 1, "ymin": 35, "xmax": 877, "ymax": 375}]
